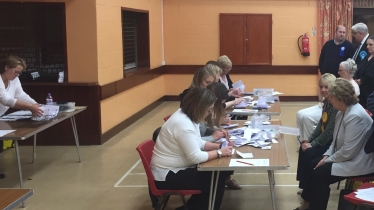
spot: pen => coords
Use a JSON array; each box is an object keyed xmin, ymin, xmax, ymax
[{"xmin": 236, "ymin": 160, "xmax": 254, "ymax": 166}]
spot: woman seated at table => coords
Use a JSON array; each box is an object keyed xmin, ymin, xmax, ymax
[
  {"xmin": 205, "ymin": 82, "xmax": 242, "ymax": 190},
  {"xmin": 296, "ymin": 73, "xmax": 338, "ymax": 193},
  {"xmin": 295, "ymin": 78, "xmax": 374, "ymax": 210},
  {"xmin": 151, "ymin": 88, "xmax": 233, "ymax": 210},
  {"xmin": 179, "ymin": 65, "xmax": 244, "ymax": 107},
  {"xmin": 354, "ymin": 36, "xmax": 374, "ymax": 108},
  {"xmin": 0, "ymin": 56, "xmax": 43, "ymax": 179}
]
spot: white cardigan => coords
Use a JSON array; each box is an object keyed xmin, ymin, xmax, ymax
[
  {"xmin": 151, "ymin": 109, "xmax": 209, "ymax": 181},
  {"xmin": 0, "ymin": 77, "xmax": 36, "ymax": 116}
]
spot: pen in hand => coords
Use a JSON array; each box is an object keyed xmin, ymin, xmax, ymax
[{"xmin": 236, "ymin": 160, "xmax": 254, "ymax": 166}]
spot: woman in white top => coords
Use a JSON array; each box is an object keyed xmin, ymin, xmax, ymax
[
  {"xmin": 0, "ymin": 56, "xmax": 43, "ymax": 179},
  {"xmin": 338, "ymin": 58, "xmax": 360, "ymax": 96},
  {"xmin": 0, "ymin": 56, "xmax": 43, "ymax": 116},
  {"xmin": 151, "ymin": 88, "xmax": 233, "ymax": 210}
]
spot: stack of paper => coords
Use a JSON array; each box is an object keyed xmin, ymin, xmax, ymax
[
  {"xmin": 355, "ymin": 187, "xmax": 374, "ymax": 202},
  {"xmin": 229, "ymin": 159, "xmax": 269, "ymax": 167}
]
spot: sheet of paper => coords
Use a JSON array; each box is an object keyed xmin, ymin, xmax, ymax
[
  {"xmin": 279, "ymin": 126, "xmax": 300, "ymax": 136},
  {"xmin": 221, "ymin": 123, "xmax": 239, "ymax": 129},
  {"xmin": 229, "ymin": 159, "xmax": 269, "ymax": 167},
  {"xmin": 236, "ymin": 150, "xmax": 253, "ymax": 158},
  {"xmin": 261, "ymin": 146, "xmax": 272, "ymax": 150},
  {"xmin": 0, "ymin": 130, "xmax": 15, "ymax": 137},
  {"xmin": 232, "ymin": 149, "xmax": 236, "ymax": 155},
  {"xmin": 272, "ymin": 91, "xmax": 284, "ymax": 95},
  {"xmin": 355, "ymin": 187, "xmax": 374, "ymax": 202},
  {"xmin": 232, "ymin": 109, "xmax": 258, "ymax": 114},
  {"xmin": 7, "ymin": 110, "xmax": 32, "ymax": 116},
  {"xmin": 272, "ymin": 139, "xmax": 278, "ymax": 143}
]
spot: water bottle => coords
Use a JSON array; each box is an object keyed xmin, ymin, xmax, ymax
[{"xmin": 46, "ymin": 93, "xmax": 53, "ymax": 105}]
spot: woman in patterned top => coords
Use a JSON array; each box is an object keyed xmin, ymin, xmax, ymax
[{"xmin": 296, "ymin": 73, "xmax": 338, "ymax": 192}]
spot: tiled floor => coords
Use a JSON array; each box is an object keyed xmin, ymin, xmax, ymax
[{"xmin": 0, "ymin": 101, "xmax": 343, "ymax": 210}]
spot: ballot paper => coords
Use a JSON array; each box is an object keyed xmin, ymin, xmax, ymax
[
  {"xmin": 236, "ymin": 150, "xmax": 253, "ymax": 158},
  {"xmin": 0, "ymin": 110, "xmax": 32, "ymax": 121},
  {"xmin": 232, "ymin": 80, "xmax": 245, "ymax": 92},
  {"xmin": 232, "ymin": 109, "xmax": 258, "ymax": 114},
  {"xmin": 221, "ymin": 123, "xmax": 239, "ymax": 129},
  {"xmin": 355, "ymin": 187, "xmax": 374, "ymax": 202},
  {"xmin": 0, "ymin": 130, "xmax": 15, "ymax": 137},
  {"xmin": 229, "ymin": 159, "xmax": 269, "ymax": 167}
]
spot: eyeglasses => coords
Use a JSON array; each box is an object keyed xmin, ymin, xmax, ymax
[{"xmin": 12, "ymin": 68, "xmax": 22, "ymax": 76}]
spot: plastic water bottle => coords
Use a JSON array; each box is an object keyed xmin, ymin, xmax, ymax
[{"xmin": 46, "ymin": 93, "xmax": 53, "ymax": 105}]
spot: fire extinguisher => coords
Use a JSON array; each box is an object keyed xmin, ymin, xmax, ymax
[{"xmin": 298, "ymin": 33, "xmax": 310, "ymax": 56}]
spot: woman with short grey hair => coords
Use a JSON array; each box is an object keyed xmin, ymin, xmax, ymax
[{"xmin": 338, "ymin": 58, "xmax": 360, "ymax": 96}]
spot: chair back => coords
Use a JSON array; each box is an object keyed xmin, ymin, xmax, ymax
[{"xmin": 136, "ymin": 140, "xmax": 163, "ymax": 196}]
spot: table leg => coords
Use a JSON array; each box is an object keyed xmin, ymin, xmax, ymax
[
  {"xmin": 32, "ymin": 134, "xmax": 37, "ymax": 163},
  {"xmin": 211, "ymin": 171, "xmax": 220, "ymax": 210},
  {"xmin": 15, "ymin": 140, "xmax": 26, "ymax": 207},
  {"xmin": 267, "ymin": 170, "xmax": 276, "ymax": 210},
  {"xmin": 70, "ymin": 116, "xmax": 81, "ymax": 162},
  {"xmin": 208, "ymin": 172, "xmax": 215, "ymax": 210}
]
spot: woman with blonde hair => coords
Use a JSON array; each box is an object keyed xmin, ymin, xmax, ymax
[{"xmin": 295, "ymin": 78, "xmax": 374, "ymax": 210}]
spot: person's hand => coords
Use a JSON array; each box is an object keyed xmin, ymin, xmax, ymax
[
  {"xmin": 219, "ymin": 146, "xmax": 233, "ymax": 157},
  {"xmin": 355, "ymin": 79, "xmax": 361, "ymax": 85},
  {"xmin": 233, "ymin": 97, "xmax": 246, "ymax": 105},
  {"xmin": 212, "ymin": 130, "xmax": 225, "ymax": 140},
  {"xmin": 228, "ymin": 88, "xmax": 241, "ymax": 98},
  {"xmin": 222, "ymin": 115, "xmax": 231, "ymax": 125},
  {"xmin": 314, "ymin": 156, "xmax": 328, "ymax": 170},
  {"xmin": 300, "ymin": 139, "xmax": 310, "ymax": 144},
  {"xmin": 29, "ymin": 104, "xmax": 43, "ymax": 117},
  {"xmin": 227, "ymin": 140, "xmax": 234, "ymax": 147},
  {"xmin": 301, "ymin": 143, "xmax": 312, "ymax": 152}
]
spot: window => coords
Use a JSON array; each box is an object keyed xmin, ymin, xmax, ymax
[
  {"xmin": 121, "ymin": 9, "xmax": 150, "ymax": 73},
  {"xmin": 0, "ymin": 2, "xmax": 67, "ymax": 82},
  {"xmin": 220, "ymin": 14, "xmax": 272, "ymax": 65}
]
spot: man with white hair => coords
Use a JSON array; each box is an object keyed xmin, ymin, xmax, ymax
[{"xmin": 351, "ymin": 22, "xmax": 370, "ymax": 66}]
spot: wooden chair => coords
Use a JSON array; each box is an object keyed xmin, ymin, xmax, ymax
[{"xmin": 136, "ymin": 140, "xmax": 201, "ymax": 210}]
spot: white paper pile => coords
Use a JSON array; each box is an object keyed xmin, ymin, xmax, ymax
[{"xmin": 355, "ymin": 187, "xmax": 374, "ymax": 202}]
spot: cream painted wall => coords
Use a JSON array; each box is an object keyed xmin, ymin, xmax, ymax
[
  {"xmin": 164, "ymin": 74, "xmax": 318, "ymax": 96},
  {"xmin": 96, "ymin": 0, "xmax": 163, "ymax": 85},
  {"xmin": 101, "ymin": 75, "xmax": 166, "ymax": 133},
  {"xmin": 163, "ymin": 0, "xmax": 318, "ymax": 65},
  {"xmin": 0, "ymin": 0, "xmax": 99, "ymax": 82}
]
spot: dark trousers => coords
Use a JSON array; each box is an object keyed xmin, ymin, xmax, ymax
[
  {"xmin": 155, "ymin": 167, "xmax": 231, "ymax": 210},
  {"xmin": 301, "ymin": 157, "xmax": 374, "ymax": 210},
  {"xmin": 296, "ymin": 144, "xmax": 330, "ymax": 189}
]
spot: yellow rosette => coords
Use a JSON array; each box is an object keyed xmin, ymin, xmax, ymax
[{"xmin": 322, "ymin": 112, "xmax": 328, "ymax": 123}]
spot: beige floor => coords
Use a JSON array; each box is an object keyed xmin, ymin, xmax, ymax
[{"xmin": 0, "ymin": 101, "xmax": 344, "ymax": 210}]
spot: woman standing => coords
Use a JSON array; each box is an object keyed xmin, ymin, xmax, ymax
[
  {"xmin": 295, "ymin": 78, "xmax": 374, "ymax": 210},
  {"xmin": 354, "ymin": 36, "xmax": 374, "ymax": 108}
]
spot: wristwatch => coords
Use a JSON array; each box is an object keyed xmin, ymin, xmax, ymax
[{"xmin": 216, "ymin": 150, "xmax": 222, "ymax": 158}]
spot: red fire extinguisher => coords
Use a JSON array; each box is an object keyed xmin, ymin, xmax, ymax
[{"xmin": 298, "ymin": 33, "xmax": 310, "ymax": 56}]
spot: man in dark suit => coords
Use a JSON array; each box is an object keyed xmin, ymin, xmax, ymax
[{"xmin": 351, "ymin": 22, "xmax": 370, "ymax": 66}]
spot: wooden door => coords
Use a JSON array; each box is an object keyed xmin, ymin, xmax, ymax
[
  {"xmin": 220, "ymin": 14, "xmax": 246, "ymax": 65},
  {"xmin": 246, "ymin": 14, "xmax": 272, "ymax": 65}
]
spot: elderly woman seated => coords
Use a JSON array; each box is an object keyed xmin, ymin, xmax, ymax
[
  {"xmin": 151, "ymin": 88, "xmax": 233, "ymax": 210},
  {"xmin": 295, "ymin": 78, "xmax": 374, "ymax": 210}
]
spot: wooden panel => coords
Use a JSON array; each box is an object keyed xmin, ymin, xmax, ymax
[
  {"xmin": 220, "ymin": 14, "xmax": 246, "ymax": 64},
  {"xmin": 164, "ymin": 65, "xmax": 318, "ymax": 74},
  {"xmin": 0, "ymin": 189, "xmax": 33, "ymax": 209},
  {"xmin": 20, "ymin": 83, "xmax": 101, "ymax": 145},
  {"xmin": 246, "ymin": 14, "xmax": 272, "ymax": 65}
]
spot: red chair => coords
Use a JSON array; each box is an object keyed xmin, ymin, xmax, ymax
[
  {"xmin": 136, "ymin": 140, "xmax": 201, "ymax": 210},
  {"xmin": 163, "ymin": 115, "xmax": 171, "ymax": 122},
  {"xmin": 344, "ymin": 182, "xmax": 374, "ymax": 210}
]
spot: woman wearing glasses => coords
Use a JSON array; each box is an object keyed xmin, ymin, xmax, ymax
[
  {"xmin": 0, "ymin": 55, "xmax": 43, "ymax": 179},
  {"xmin": 0, "ymin": 55, "xmax": 43, "ymax": 117}
]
